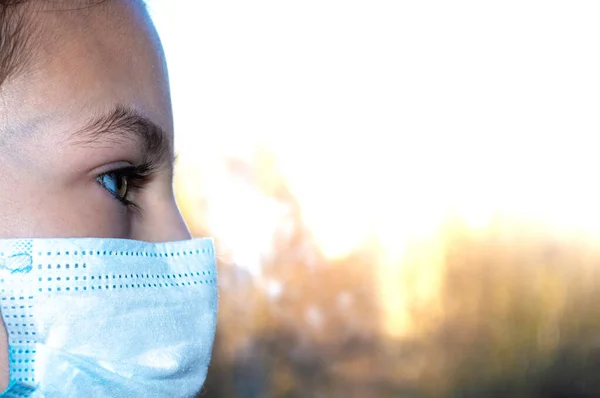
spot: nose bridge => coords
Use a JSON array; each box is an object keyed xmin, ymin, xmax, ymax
[
  {"xmin": 161, "ymin": 206, "xmax": 193, "ymax": 242},
  {"xmin": 136, "ymin": 196, "xmax": 192, "ymax": 243}
]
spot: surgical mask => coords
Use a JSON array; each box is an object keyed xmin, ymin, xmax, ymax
[{"xmin": 0, "ymin": 237, "xmax": 218, "ymax": 397}]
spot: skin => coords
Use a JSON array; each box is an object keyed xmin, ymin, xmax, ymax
[{"xmin": 0, "ymin": 0, "xmax": 191, "ymax": 389}]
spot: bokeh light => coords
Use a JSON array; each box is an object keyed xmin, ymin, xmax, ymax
[{"xmin": 148, "ymin": 2, "xmax": 600, "ymax": 397}]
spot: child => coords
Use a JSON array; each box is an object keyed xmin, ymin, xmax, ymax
[{"xmin": 0, "ymin": 1, "xmax": 217, "ymax": 396}]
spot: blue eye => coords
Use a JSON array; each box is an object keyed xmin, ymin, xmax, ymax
[{"xmin": 97, "ymin": 172, "xmax": 129, "ymax": 203}]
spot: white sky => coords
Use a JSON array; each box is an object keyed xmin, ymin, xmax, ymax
[{"xmin": 147, "ymin": 2, "xmax": 600, "ymax": 264}]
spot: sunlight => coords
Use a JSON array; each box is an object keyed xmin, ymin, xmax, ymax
[{"xmin": 150, "ymin": 1, "xmax": 600, "ymax": 340}]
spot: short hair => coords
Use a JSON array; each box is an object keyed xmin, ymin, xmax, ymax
[
  {"xmin": 0, "ymin": 0, "xmax": 37, "ymax": 86},
  {"xmin": 0, "ymin": 0, "xmax": 118, "ymax": 86}
]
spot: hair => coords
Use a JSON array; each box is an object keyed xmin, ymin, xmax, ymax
[
  {"xmin": 0, "ymin": 0, "xmax": 118, "ymax": 87},
  {"xmin": 0, "ymin": 0, "xmax": 36, "ymax": 86}
]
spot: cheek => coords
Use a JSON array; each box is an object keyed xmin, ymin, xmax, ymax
[
  {"xmin": 62, "ymin": 188, "xmax": 133, "ymax": 238},
  {"xmin": 0, "ymin": 177, "xmax": 132, "ymax": 239}
]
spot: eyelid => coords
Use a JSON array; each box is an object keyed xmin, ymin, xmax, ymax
[
  {"xmin": 92, "ymin": 160, "xmax": 156, "ymax": 181},
  {"xmin": 91, "ymin": 161, "xmax": 135, "ymax": 177}
]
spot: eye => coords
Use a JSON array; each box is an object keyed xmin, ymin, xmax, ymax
[
  {"xmin": 95, "ymin": 163, "xmax": 153, "ymax": 209},
  {"xmin": 97, "ymin": 171, "xmax": 130, "ymax": 204}
]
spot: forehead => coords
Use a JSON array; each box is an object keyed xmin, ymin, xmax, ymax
[{"xmin": 0, "ymin": 0, "xmax": 173, "ymax": 145}]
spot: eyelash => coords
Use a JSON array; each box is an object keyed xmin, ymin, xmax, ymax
[{"xmin": 96, "ymin": 163, "xmax": 154, "ymax": 210}]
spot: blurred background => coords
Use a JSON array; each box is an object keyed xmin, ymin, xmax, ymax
[{"xmin": 147, "ymin": 2, "xmax": 600, "ymax": 397}]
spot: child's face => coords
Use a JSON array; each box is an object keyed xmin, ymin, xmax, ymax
[
  {"xmin": 0, "ymin": 0, "xmax": 190, "ymax": 388},
  {"xmin": 0, "ymin": 0, "xmax": 190, "ymax": 242}
]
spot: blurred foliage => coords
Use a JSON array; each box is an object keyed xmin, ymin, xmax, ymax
[{"xmin": 182, "ymin": 156, "xmax": 600, "ymax": 398}]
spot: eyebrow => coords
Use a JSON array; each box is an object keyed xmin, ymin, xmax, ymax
[{"xmin": 66, "ymin": 105, "xmax": 172, "ymax": 167}]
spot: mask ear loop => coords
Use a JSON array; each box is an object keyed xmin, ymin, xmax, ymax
[
  {"xmin": 0, "ymin": 379, "xmax": 36, "ymax": 397},
  {"xmin": 0, "ymin": 306, "xmax": 36, "ymax": 397},
  {"xmin": 0, "ymin": 251, "xmax": 37, "ymax": 396}
]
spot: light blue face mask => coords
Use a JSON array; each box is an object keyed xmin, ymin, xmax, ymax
[{"xmin": 0, "ymin": 238, "xmax": 218, "ymax": 397}]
